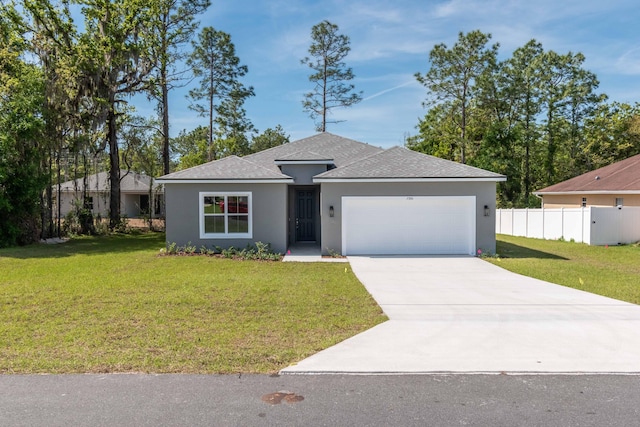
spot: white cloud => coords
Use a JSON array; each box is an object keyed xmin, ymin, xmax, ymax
[{"xmin": 615, "ymin": 46, "xmax": 640, "ymax": 75}]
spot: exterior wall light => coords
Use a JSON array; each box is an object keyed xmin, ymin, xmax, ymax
[
  {"xmin": 329, "ymin": 205, "xmax": 334, "ymax": 217},
  {"xmin": 484, "ymin": 205, "xmax": 490, "ymax": 217}
]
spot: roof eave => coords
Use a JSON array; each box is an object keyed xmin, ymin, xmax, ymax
[
  {"xmin": 534, "ymin": 190, "xmax": 640, "ymax": 196},
  {"xmin": 274, "ymin": 160, "xmax": 335, "ymax": 165},
  {"xmin": 313, "ymin": 177, "xmax": 507, "ymax": 183},
  {"xmin": 157, "ymin": 178, "xmax": 294, "ymax": 184}
]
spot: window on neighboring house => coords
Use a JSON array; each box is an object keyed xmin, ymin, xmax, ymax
[
  {"xmin": 581, "ymin": 197, "xmax": 587, "ymax": 207},
  {"xmin": 200, "ymin": 192, "xmax": 252, "ymax": 238},
  {"xmin": 615, "ymin": 197, "xmax": 624, "ymax": 207}
]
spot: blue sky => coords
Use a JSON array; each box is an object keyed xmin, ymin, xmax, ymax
[{"xmin": 136, "ymin": 0, "xmax": 640, "ymax": 149}]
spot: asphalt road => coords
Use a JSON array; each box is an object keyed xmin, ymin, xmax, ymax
[{"xmin": 2, "ymin": 374, "xmax": 640, "ymax": 426}]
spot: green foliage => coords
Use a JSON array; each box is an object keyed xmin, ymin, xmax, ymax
[
  {"xmin": 301, "ymin": 20, "xmax": 362, "ymax": 132},
  {"xmin": 188, "ymin": 27, "xmax": 254, "ymax": 161},
  {"xmin": 0, "ymin": 12, "xmax": 47, "ymax": 246},
  {"xmin": 149, "ymin": 0, "xmax": 211, "ymax": 175},
  {"xmin": 63, "ymin": 201, "xmax": 96, "ymax": 236},
  {"xmin": 250, "ymin": 125, "xmax": 290, "ymax": 153},
  {"xmin": 410, "ymin": 34, "xmax": 622, "ymax": 208},
  {"xmin": 171, "ymin": 125, "xmax": 209, "ymax": 170},
  {"xmin": 163, "ymin": 241, "xmax": 282, "ymax": 261},
  {"xmin": 415, "ymin": 30, "xmax": 499, "ymax": 164}
]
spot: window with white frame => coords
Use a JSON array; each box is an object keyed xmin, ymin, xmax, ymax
[
  {"xmin": 200, "ymin": 192, "xmax": 252, "ymax": 238},
  {"xmin": 581, "ymin": 197, "xmax": 587, "ymax": 207},
  {"xmin": 615, "ymin": 197, "xmax": 624, "ymax": 207}
]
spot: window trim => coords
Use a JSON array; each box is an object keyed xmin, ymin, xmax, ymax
[{"xmin": 199, "ymin": 192, "xmax": 253, "ymax": 239}]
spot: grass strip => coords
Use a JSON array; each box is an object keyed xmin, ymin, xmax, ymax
[{"xmin": 485, "ymin": 234, "xmax": 640, "ymax": 304}]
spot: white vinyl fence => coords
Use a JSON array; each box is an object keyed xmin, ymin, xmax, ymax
[{"xmin": 496, "ymin": 207, "xmax": 640, "ymax": 245}]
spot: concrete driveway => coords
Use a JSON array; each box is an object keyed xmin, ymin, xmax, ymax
[{"xmin": 281, "ymin": 256, "xmax": 640, "ymax": 374}]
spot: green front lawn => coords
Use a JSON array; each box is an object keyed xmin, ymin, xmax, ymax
[
  {"xmin": 485, "ymin": 235, "xmax": 640, "ymax": 304},
  {"xmin": 0, "ymin": 234, "xmax": 386, "ymax": 374}
]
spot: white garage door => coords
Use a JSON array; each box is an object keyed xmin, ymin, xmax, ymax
[{"xmin": 342, "ymin": 196, "xmax": 476, "ymax": 255}]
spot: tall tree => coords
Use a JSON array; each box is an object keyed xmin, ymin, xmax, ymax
[
  {"xmin": 188, "ymin": 27, "xmax": 254, "ymax": 161},
  {"xmin": 213, "ymin": 89, "xmax": 256, "ymax": 157},
  {"xmin": 76, "ymin": 0, "xmax": 158, "ymax": 228},
  {"xmin": 538, "ymin": 51, "xmax": 601, "ymax": 185},
  {"xmin": 301, "ymin": 20, "xmax": 362, "ymax": 132},
  {"xmin": 0, "ymin": 5, "xmax": 47, "ymax": 246},
  {"xmin": 21, "ymin": 0, "xmax": 88, "ymax": 237},
  {"xmin": 150, "ymin": 0, "xmax": 210, "ymax": 175},
  {"xmin": 478, "ymin": 39, "xmax": 545, "ymax": 204},
  {"xmin": 415, "ymin": 30, "xmax": 498, "ymax": 164}
]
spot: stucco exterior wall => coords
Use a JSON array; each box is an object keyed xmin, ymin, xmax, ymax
[
  {"xmin": 164, "ymin": 182, "xmax": 288, "ymax": 253},
  {"xmin": 57, "ymin": 191, "xmax": 161, "ymax": 219},
  {"xmin": 280, "ymin": 164, "xmax": 329, "ymax": 185},
  {"xmin": 57, "ymin": 191, "xmax": 110, "ymax": 218},
  {"xmin": 319, "ymin": 181, "xmax": 498, "ymax": 255},
  {"xmin": 540, "ymin": 194, "xmax": 640, "ymax": 208}
]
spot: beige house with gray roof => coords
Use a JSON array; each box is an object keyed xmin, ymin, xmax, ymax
[
  {"xmin": 55, "ymin": 170, "xmax": 163, "ymax": 220},
  {"xmin": 158, "ymin": 133, "xmax": 506, "ymax": 256}
]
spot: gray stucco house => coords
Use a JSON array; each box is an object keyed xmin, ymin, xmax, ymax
[{"xmin": 157, "ymin": 133, "xmax": 506, "ymax": 255}]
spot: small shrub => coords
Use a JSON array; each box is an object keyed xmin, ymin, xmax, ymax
[
  {"xmin": 167, "ymin": 242, "xmax": 178, "ymax": 254},
  {"xmin": 161, "ymin": 241, "xmax": 281, "ymax": 261},
  {"xmin": 112, "ymin": 216, "xmax": 129, "ymax": 233},
  {"xmin": 63, "ymin": 201, "xmax": 95, "ymax": 236},
  {"xmin": 184, "ymin": 241, "xmax": 197, "ymax": 254},
  {"xmin": 326, "ymin": 247, "xmax": 342, "ymax": 258},
  {"xmin": 221, "ymin": 246, "xmax": 236, "ymax": 258}
]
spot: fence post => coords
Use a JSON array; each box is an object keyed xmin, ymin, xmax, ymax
[
  {"xmin": 511, "ymin": 208, "xmax": 514, "ymax": 235},
  {"xmin": 581, "ymin": 206, "xmax": 584, "ymax": 243}
]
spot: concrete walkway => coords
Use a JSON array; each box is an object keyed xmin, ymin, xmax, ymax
[
  {"xmin": 281, "ymin": 256, "xmax": 640, "ymax": 374},
  {"xmin": 282, "ymin": 243, "xmax": 348, "ymax": 263}
]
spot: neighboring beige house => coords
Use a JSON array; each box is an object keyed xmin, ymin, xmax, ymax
[
  {"xmin": 534, "ymin": 154, "xmax": 640, "ymax": 208},
  {"xmin": 54, "ymin": 170, "xmax": 164, "ymax": 219}
]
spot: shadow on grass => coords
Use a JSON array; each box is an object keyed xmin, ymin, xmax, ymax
[
  {"xmin": 0, "ymin": 232, "xmax": 165, "ymax": 259},
  {"xmin": 496, "ymin": 241, "xmax": 568, "ymax": 260}
]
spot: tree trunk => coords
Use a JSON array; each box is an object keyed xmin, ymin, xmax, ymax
[
  {"xmin": 322, "ymin": 60, "xmax": 327, "ymax": 132},
  {"xmin": 161, "ymin": 66, "xmax": 171, "ymax": 175},
  {"xmin": 107, "ymin": 106, "xmax": 121, "ymax": 229}
]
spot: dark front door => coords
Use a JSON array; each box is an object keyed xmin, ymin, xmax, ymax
[{"xmin": 295, "ymin": 189, "xmax": 316, "ymax": 241}]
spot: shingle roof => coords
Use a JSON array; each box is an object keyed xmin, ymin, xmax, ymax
[
  {"xmin": 244, "ymin": 132, "xmax": 383, "ymax": 172},
  {"xmin": 274, "ymin": 150, "xmax": 334, "ymax": 162},
  {"xmin": 156, "ymin": 133, "xmax": 505, "ymax": 182},
  {"xmin": 315, "ymin": 146, "xmax": 506, "ymax": 180},
  {"xmin": 58, "ymin": 170, "xmax": 159, "ymax": 192},
  {"xmin": 535, "ymin": 154, "xmax": 640, "ymax": 193},
  {"xmin": 159, "ymin": 155, "xmax": 292, "ymax": 181}
]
